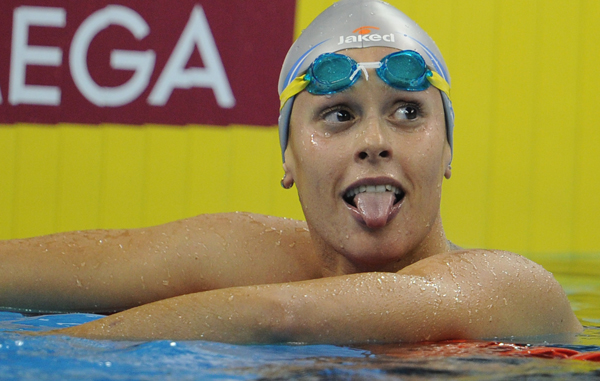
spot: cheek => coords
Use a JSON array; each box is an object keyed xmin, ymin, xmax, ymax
[
  {"xmin": 289, "ymin": 127, "xmax": 342, "ymax": 176},
  {"xmin": 404, "ymin": 128, "xmax": 447, "ymax": 189}
]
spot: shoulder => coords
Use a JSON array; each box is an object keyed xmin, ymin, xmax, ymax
[
  {"xmin": 152, "ymin": 212, "xmax": 311, "ymax": 245},
  {"xmin": 398, "ymin": 249, "xmax": 582, "ymax": 337},
  {"xmin": 151, "ymin": 212, "xmax": 322, "ymax": 286},
  {"xmin": 400, "ymin": 249, "xmax": 550, "ymax": 280},
  {"xmin": 175, "ymin": 212, "xmax": 309, "ymax": 233}
]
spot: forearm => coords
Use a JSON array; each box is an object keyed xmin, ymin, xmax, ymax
[
  {"xmin": 55, "ymin": 284, "xmax": 287, "ymax": 342},
  {"xmin": 0, "ymin": 230, "xmax": 181, "ymax": 313},
  {"xmin": 53, "ymin": 273, "xmax": 452, "ymax": 344}
]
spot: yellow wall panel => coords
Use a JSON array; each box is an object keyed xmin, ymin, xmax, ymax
[
  {"xmin": 574, "ymin": 0, "xmax": 600, "ymax": 252},
  {"xmin": 186, "ymin": 126, "xmax": 234, "ymax": 216},
  {"xmin": 143, "ymin": 127, "xmax": 190, "ymax": 227},
  {"xmin": 486, "ymin": 0, "xmax": 538, "ymax": 253},
  {"xmin": 229, "ymin": 126, "xmax": 276, "ymax": 214},
  {"xmin": 440, "ymin": 1, "xmax": 496, "ymax": 249},
  {"xmin": 56, "ymin": 126, "xmax": 103, "ymax": 233},
  {"xmin": 99, "ymin": 126, "xmax": 146, "ymax": 230},
  {"xmin": 530, "ymin": 2, "xmax": 579, "ymax": 252},
  {"xmin": 12, "ymin": 126, "xmax": 60, "ymax": 238},
  {"xmin": 0, "ymin": 128, "xmax": 17, "ymax": 238}
]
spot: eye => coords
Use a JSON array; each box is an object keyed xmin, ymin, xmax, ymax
[
  {"xmin": 394, "ymin": 105, "xmax": 419, "ymax": 121},
  {"xmin": 322, "ymin": 108, "xmax": 355, "ymax": 124}
]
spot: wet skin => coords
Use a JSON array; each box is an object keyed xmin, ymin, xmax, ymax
[{"xmin": 284, "ymin": 47, "xmax": 452, "ymax": 274}]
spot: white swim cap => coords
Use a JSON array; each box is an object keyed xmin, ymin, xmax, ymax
[{"xmin": 278, "ymin": 0, "xmax": 454, "ymax": 161}]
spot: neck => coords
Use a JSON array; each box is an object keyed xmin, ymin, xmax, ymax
[{"xmin": 310, "ymin": 212, "xmax": 453, "ymax": 276}]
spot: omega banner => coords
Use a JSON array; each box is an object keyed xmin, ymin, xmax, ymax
[{"xmin": 0, "ymin": 0, "xmax": 296, "ymax": 126}]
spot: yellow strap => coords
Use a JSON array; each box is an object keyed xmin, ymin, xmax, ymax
[
  {"xmin": 280, "ymin": 75, "xmax": 309, "ymax": 110},
  {"xmin": 427, "ymin": 71, "xmax": 451, "ymax": 100}
]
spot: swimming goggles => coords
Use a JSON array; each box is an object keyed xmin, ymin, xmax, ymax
[{"xmin": 280, "ymin": 50, "xmax": 451, "ymax": 110}]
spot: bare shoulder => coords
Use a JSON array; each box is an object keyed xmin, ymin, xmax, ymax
[
  {"xmin": 147, "ymin": 212, "xmax": 322, "ymax": 291},
  {"xmin": 170, "ymin": 212, "xmax": 313, "ymax": 254},
  {"xmin": 399, "ymin": 249, "xmax": 552, "ymax": 280},
  {"xmin": 398, "ymin": 249, "xmax": 583, "ymax": 337}
]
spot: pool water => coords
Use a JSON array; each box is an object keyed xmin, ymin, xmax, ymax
[{"xmin": 1, "ymin": 254, "xmax": 599, "ymax": 380}]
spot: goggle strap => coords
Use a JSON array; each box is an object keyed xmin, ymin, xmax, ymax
[
  {"xmin": 427, "ymin": 71, "xmax": 451, "ymax": 99},
  {"xmin": 280, "ymin": 75, "xmax": 309, "ymax": 110}
]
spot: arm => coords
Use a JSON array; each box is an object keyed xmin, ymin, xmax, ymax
[
  {"xmin": 54, "ymin": 250, "xmax": 582, "ymax": 343},
  {"xmin": 0, "ymin": 213, "xmax": 319, "ymax": 313}
]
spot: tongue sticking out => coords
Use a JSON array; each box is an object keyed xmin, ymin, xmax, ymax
[{"xmin": 354, "ymin": 192, "xmax": 396, "ymax": 229}]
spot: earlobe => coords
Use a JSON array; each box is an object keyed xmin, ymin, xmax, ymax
[
  {"xmin": 444, "ymin": 164, "xmax": 452, "ymax": 179},
  {"xmin": 443, "ymin": 140, "xmax": 452, "ymax": 179},
  {"xmin": 281, "ymin": 163, "xmax": 295, "ymax": 189}
]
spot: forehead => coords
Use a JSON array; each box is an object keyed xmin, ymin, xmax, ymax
[{"xmin": 332, "ymin": 46, "xmax": 399, "ymax": 63}]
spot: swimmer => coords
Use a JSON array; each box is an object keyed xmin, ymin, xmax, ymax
[{"xmin": 0, "ymin": 0, "xmax": 582, "ymax": 343}]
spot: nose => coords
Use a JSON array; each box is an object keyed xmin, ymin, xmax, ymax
[{"xmin": 355, "ymin": 117, "xmax": 393, "ymax": 163}]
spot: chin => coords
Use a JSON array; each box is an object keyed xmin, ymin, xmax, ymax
[{"xmin": 338, "ymin": 236, "xmax": 413, "ymax": 271}]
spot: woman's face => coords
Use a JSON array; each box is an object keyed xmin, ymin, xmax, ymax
[{"xmin": 284, "ymin": 47, "xmax": 452, "ymax": 273}]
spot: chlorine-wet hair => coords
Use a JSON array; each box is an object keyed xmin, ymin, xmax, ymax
[{"xmin": 278, "ymin": 0, "xmax": 454, "ymax": 162}]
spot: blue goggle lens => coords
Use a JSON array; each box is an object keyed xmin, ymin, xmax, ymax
[
  {"xmin": 378, "ymin": 51, "xmax": 430, "ymax": 91},
  {"xmin": 305, "ymin": 53, "xmax": 358, "ymax": 95}
]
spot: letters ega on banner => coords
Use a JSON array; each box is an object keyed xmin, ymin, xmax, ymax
[{"xmin": 0, "ymin": 0, "xmax": 296, "ymax": 126}]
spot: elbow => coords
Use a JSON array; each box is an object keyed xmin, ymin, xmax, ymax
[
  {"xmin": 262, "ymin": 295, "xmax": 312, "ymax": 344},
  {"xmin": 236, "ymin": 287, "xmax": 307, "ymax": 344}
]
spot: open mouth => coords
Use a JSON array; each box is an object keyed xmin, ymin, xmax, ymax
[
  {"xmin": 342, "ymin": 183, "xmax": 405, "ymax": 229},
  {"xmin": 343, "ymin": 184, "xmax": 405, "ymax": 207}
]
